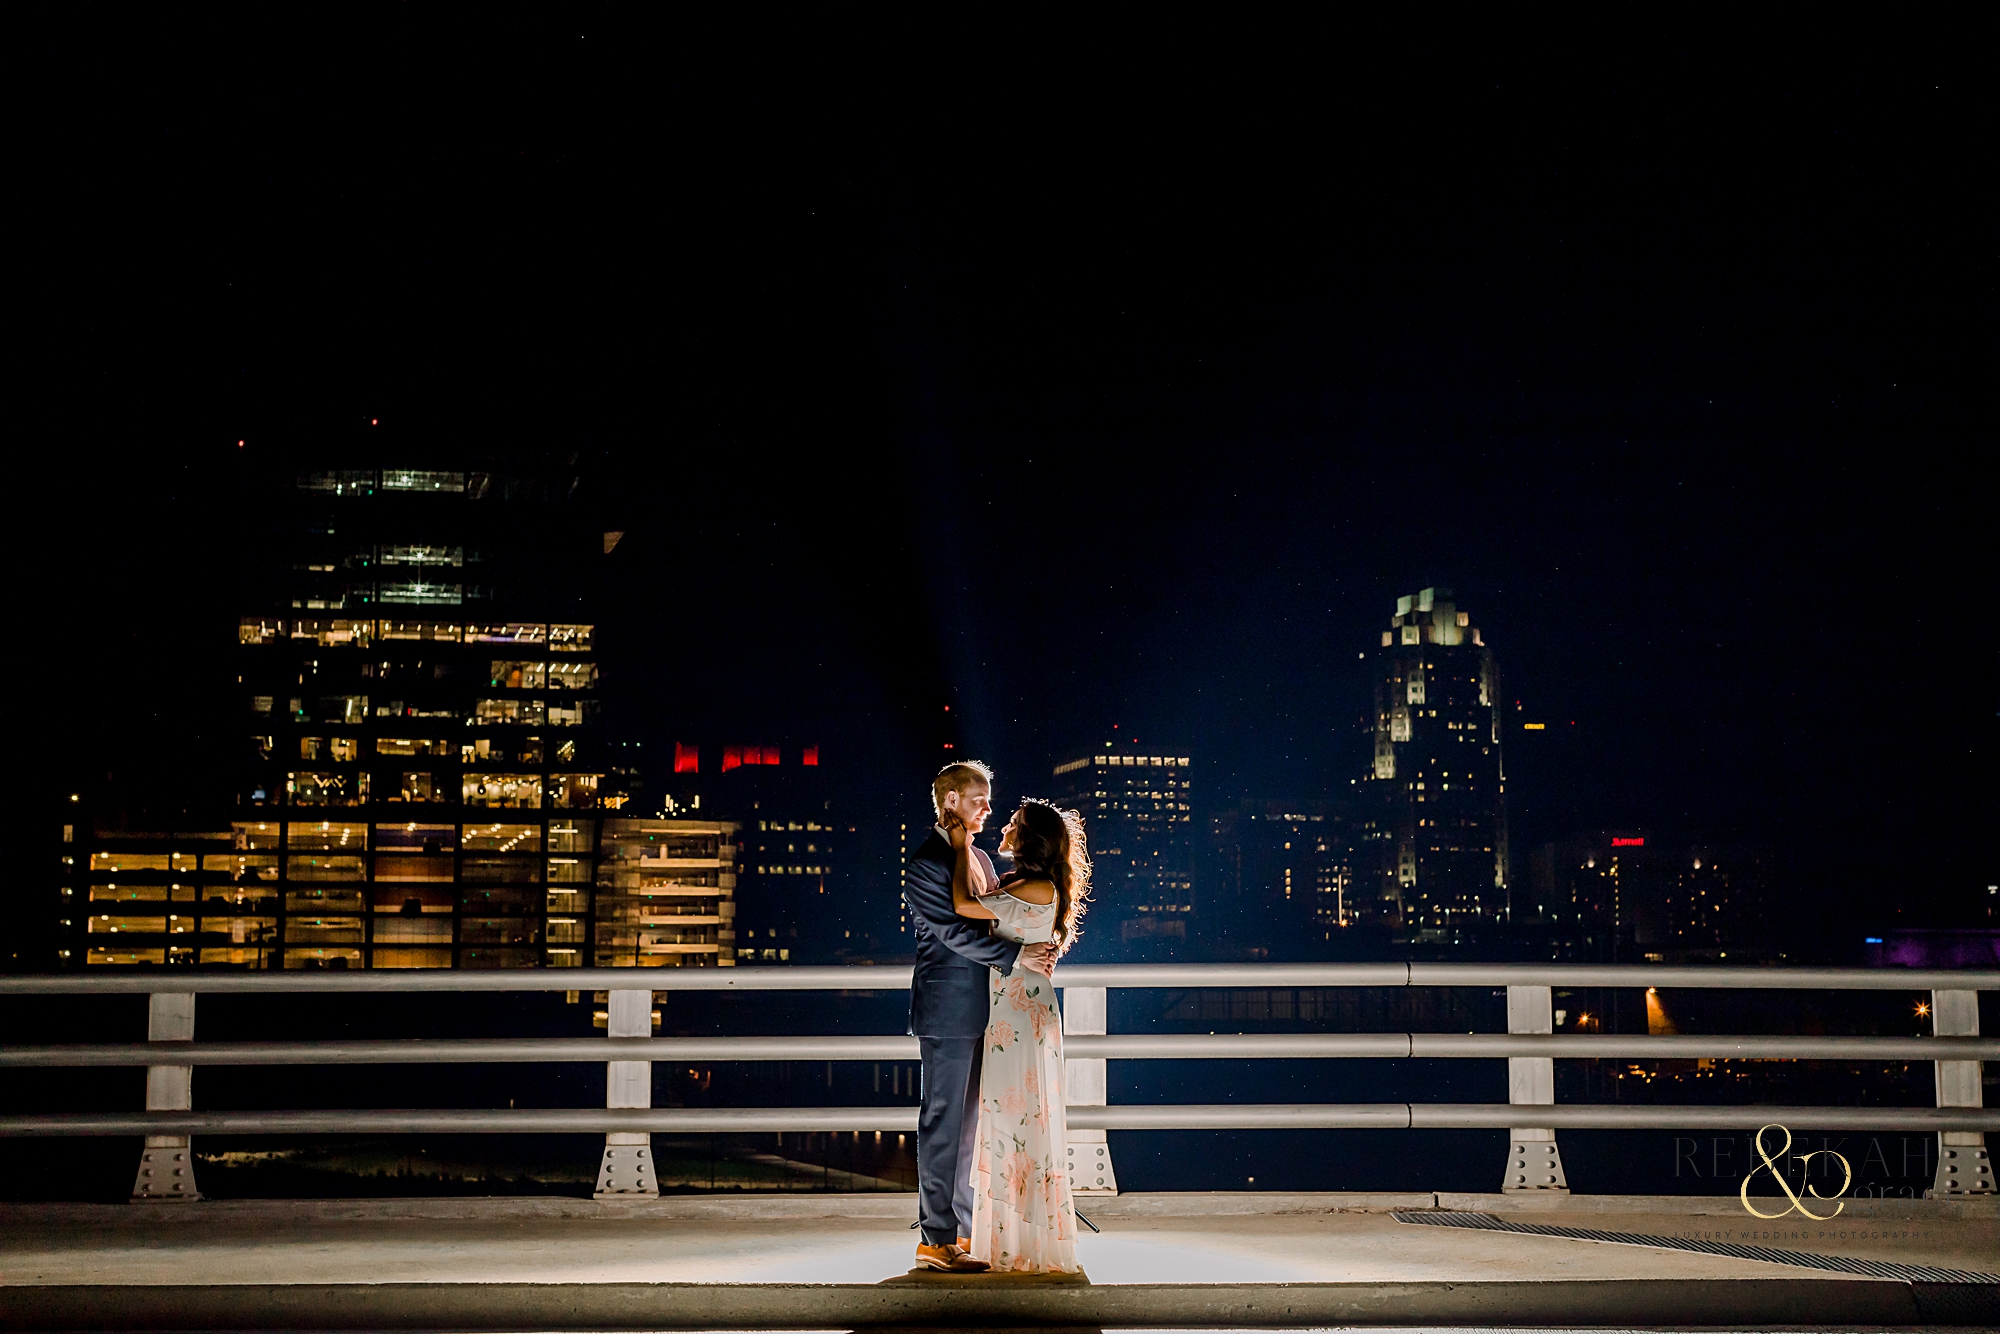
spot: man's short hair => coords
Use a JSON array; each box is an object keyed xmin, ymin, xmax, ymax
[{"xmin": 932, "ymin": 760, "xmax": 994, "ymax": 819}]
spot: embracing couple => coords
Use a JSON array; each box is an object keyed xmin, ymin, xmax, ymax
[{"xmin": 903, "ymin": 760, "xmax": 1092, "ymax": 1274}]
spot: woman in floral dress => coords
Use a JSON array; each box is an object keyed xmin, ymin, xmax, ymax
[{"xmin": 945, "ymin": 798, "xmax": 1092, "ymax": 1274}]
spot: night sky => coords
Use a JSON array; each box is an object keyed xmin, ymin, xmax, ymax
[{"xmin": 20, "ymin": 25, "xmax": 1991, "ymax": 939}]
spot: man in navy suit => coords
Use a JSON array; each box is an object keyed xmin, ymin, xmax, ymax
[{"xmin": 904, "ymin": 760, "xmax": 1057, "ymax": 1271}]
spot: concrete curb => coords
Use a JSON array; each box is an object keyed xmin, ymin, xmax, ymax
[
  {"xmin": 4, "ymin": 1189, "xmax": 1993, "ymax": 1224},
  {"xmin": 1443, "ymin": 1190, "xmax": 2000, "ymax": 1218},
  {"xmin": 6, "ymin": 1277, "xmax": 1984, "ymax": 1331}
]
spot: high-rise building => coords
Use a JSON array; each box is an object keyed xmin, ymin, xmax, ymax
[
  {"xmin": 592, "ymin": 819, "xmax": 740, "ymax": 969},
  {"xmin": 654, "ymin": 741, "xmax": 906, "ymax": 964},
  {"xmin": 1355, "ymin": 587, "xmax": 1509, "ymax": 938},
  {"xmin": 1208, "ymin": 800, "xmax": 1354, "ymax": 958},
  {"xmin": 1050, "ymin": 739, "xmax": 1194, "ymax": 958},
  {"xmin": 670, "ymin": 744, "xmax": 848, "ymax": 964},
  {"xmin": 1525, "ymin": 832, "xmax": 1774, "ymax": 962},
  {"xmin": 55, "ymin": 453, "xmax": 740, "ymax": 971}
]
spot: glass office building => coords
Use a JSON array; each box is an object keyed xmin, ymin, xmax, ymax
[
  {"xmin": 1051, "ymin": 741, "xmax": 1194, "ymax": 957},
  {"xmin": 60, "ymin": 459, "xmax": 737, "ymax": 970},
  {"xmin": 1208, "ymin": 800, "xmax": 1354, "ymax": 957}
]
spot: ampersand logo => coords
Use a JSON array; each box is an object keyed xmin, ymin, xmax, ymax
[{"xmin": 1739, "ymin": 1123, "xmax": 1851, "ymax": 1219}]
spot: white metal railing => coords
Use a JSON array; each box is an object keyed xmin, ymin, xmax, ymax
[{"xmin": 1, "ymin": 963, "xmax": 1993, "ymax": 1200}]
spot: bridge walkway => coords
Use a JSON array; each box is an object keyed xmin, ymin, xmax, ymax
[{"xmin": 3, "ymin": 1191, "xmax": 1996, "ymax": 1328}]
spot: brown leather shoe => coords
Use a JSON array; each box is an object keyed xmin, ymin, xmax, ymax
[
  {"xmin": 957, "ymin": 1236, "xmax": 973, "ymax": 1251},
  {"xmin": 915, "ymin": 1241, "xmax": 990, "ymax": 1272}
]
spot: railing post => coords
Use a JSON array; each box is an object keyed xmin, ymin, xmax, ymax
[
  {"xmin": 593, "ymin": 989, "xmax": 657, "ymax": 1198},
  {"xmin": 1062, "ymin": 985, "xmax": 1118, "ymax": 1195},
  {"xmin": 1502, "ymin": 984, "xmax": 1569, "ymax": 1193},
  {"xmin": 1929, "ymin": 988, "xmax": 1992, "ymax": 1196},
  {"xmin": 130, "ymin": 992, "xmax": 199, "ymax": 1201}
]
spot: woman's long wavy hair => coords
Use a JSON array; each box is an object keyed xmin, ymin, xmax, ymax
[{"xmin": 1007, "ymin": 798, "xmax": 1091, "ymax": 956}]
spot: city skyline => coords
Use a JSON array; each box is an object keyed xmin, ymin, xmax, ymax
[
  {"xmin": 38, "ymin": 533, "xmax": 1908, "ymax": 969},
  {"xmin": 17, "ymin": 67, "xmax": 1992, "ymax": 967}
]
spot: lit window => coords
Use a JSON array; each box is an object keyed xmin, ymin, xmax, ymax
[
  {"xmin": 379, "ymin": 470, "xmax": 466, "ymax": 493},
  {"xmin": 375, "ymin": 738, "xmax": 453, "ymax": 757},
  {"xmin": 286, "ymin": 821, "xmax": 366, "ymax": 851},
  {"xmin": 378, "ymin": 544, "xmax": 464, "ymax": 567},
  {"xmin": 310, "ymin": 696, "xmax": 370, "ymax": 725},
  {"xmin": 286, "ymin": 855, "xmax": 367, "ymax": 883},
  {"xmin": 291, "ymin": 618, "xmax": 373, "ymax": 648},
  {"xmin": 287, "ymin": 772, "xmax": 370, "ymax": 807},
  {"xmin": 377, "ymin": 621, "xmax": 463, "ymax": 642},
  {"xmin": 467, "ymin": 623, "xmax": 548, "ymax": 646},
  {"xmin": 298, "ymin": 737, "xmax": 363, "ymax": 762},
  {"xmin": 231, "ymin": 822, "xmax": 281, "ymax": 851},
  {"xmin": 377, "ymin": 581, "xmax": 466, "ymax": 606},
  {"xmin": 89, "ymin": 852, "xmax": 169, "ymax": 873},
  {"xmin": 461, "ymin": 774, "xmax": 543, "ymax": 809},
  {"xmin": 294, "ymin": 469, "xmax": 373, "ymax": 496},
  {"xmin": 475, "ymin": 699, "xmax": 546, "ymax": 726},
  {"xmin": 461, "ymin": 823, "xmax": 542, "ymax": 852},
  {"xmin": 394, "ymin": 772, "xmax": 437, "ymax": 803},
  {"xmin": 552, "ymin": 773, "xmax": 603, "ymax": 809},
  {"xmin": 490, "ymin": 661, "xmax": 548, "ymax": 689},
  {"xmin": 548, "ymin": 661, "xmax": 598, "ymax": 690}
]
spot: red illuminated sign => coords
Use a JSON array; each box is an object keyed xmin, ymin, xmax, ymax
[
  {"xmin": 1611, "ymin": 836, "xmax": 1645, "ymax": 847},
  {"xmin": 674, "ymin": 742, "xmax": 699, "ymax": 774},
  {"xmin": 802, "ymin": 746, "xmax": 819, "ymax": 766},
  {"xmin": 723, "ymin": 745, "xmax": 783, "ymax": 771}
]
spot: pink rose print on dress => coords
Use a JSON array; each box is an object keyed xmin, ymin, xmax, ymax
[
  {"xmin": 1023, "ymin": 1068, "xmax": 1038, "ymax": 1094},
  {"xmin": 1001, "ymin": 1088, "xmax": 1027, "ymax": 1118},
  {"xmin": 989, "ymin": 1019, "xmax": 1015, "ymax": 1049},
  {"xmin": 1003, "ymin": 1150, "xmax": 1033, "ymax": 1203}
]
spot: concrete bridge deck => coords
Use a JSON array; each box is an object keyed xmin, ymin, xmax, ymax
[{"xmin": 3, "ymin": 1191, "xmax": 1997, "ymax": 1329}]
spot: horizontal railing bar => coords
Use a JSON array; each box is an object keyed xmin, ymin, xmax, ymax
[
  {"xmin": 1, "ymin": 963, "xmax": 1994, "ymax": 994},
  {"xmin": 0, "ymin": 1037, "xmax": 912, "ymax": 1066},
  {"xmin": 1105, "ymin": 1033, "xmax": 2000, "ymax": 1060},
  {"xmin": 0, "ymin": 966, "xmax": 910, "ymax": 995},
  {"xmin": 1401, "ymin": 963, "xmax": 2000, "ymax": 990},
  {"xmin": 4, "ymin": 1033, "xmax": 1993, "ymax": 1066},
  {"xmin": 1, "ymin": 1104, "xmax": 1994, "ymax": 1136}
]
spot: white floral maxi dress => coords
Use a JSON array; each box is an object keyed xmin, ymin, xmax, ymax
[{"xmin": 967, "ymin": 890, "xmax": 1079, "ymax": 1273}]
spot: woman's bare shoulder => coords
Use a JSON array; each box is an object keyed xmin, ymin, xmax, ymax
[{"xmin": 1004, "ymin": 877, "xmax": 1056, "ymax": 905}]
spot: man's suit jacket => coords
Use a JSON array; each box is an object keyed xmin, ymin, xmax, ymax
[{"xmin": 903, "ymin": 828, "xmax": 1021, "ymax": 1038}]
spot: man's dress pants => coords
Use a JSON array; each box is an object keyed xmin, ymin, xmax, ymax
[{"xmin": 916, "ymin": 1035, "xmax": 984, "ymax": 1246}]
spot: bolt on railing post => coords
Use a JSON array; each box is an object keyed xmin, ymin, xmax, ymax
[
  {"xmin": 1502, "ymin": 984, "xmax": 1568, "ymax": 1192},
  {"xmin": 131, "ymin": 992, "xmax": 198, "ymax": 1201},
  {"xmin": 1062, "ymin": 985, "xmax": 1118, "ymax": 1195},
  {"xmin": 1929, "ymin": 988, "xmax": 1992, "ymax": 1196},
  {"xmin": 593, "ymin": 989, "xmax": 657, "ymax": 1198}
]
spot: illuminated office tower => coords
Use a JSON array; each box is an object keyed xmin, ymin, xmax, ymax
[
  {"xmin": 1355, "ymin": 587, "xmax": 1509, "ymax": 939},
  {"xmin": 1050, "ymin": 739, "xmax": 1194, "ymax": 958},
  {"xmin": 57, "ymin": 452, "xmax": 746, "ymax": 972}
]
